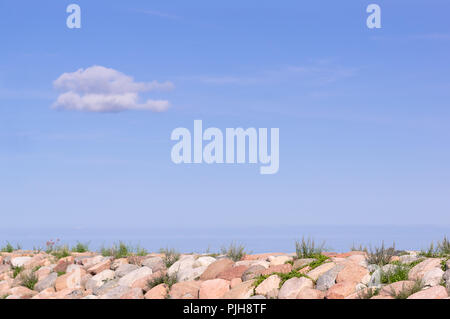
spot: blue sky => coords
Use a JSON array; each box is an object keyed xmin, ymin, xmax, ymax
[{"xmin": 1, "ymin": 0, "xmax": 450, "ymax": 232}]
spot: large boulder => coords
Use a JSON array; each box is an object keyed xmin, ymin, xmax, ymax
[
  {"xmin": 278, "ymin": 277, "xmax": 313, "ymax": 299},
  {"xmin": 85, "ymin": 269, "xmax": 115, "ymax": 290},
  {"xmin": 199, "ymin": 279, "xmax": 230, "ymax": 299},
  {"xmin": 142, "ymin": 257, "xmax": 165, "ymax": 272},
  {"xmin": 407, "ymin": 286, "xmax": 448, "ymax": 299},
  {"xmin": 118, "ymin": 267, "xmax": 152, "ymax": 287},
  {"xmin": 254, "ymin": 275, "xmax": 280, "ymax": 298},
  {"xmin": 223, "ymin": 280, "xmax": 255, "ymax": 299},
  {"xmin": 35, "ymin": 272, "xmax": 58, "ymax": 292},
  {"xmin": 169, "ymin": 281, "xmax": 202, "ymax": 299},
  {"xmin": 307, "ymin": 262, "xmax": 336, "ymax": 281},
  {"xmin": 422, "ymin": 268, "xmax": 444, "ymax": 287},
  {"xmin": 325, "ymin": 281, "xmax": 356, "ymax": 299},
  {"xmin": 177, "ymin": 266, "xmax": 207, "ymax": 282},
  {"xmin": 316, "ymin": 265, "xmax": 344, "ymax": 291},
  {"xmin": 200, "ymin": 259, "xmax": 234, "ymax": 281},
  {"xmin": 115, "ymin": 264, "xmax": 139, "ymax": 278},
  {"xmin": 408, "ymin": 258, "xmax": 441, "ymax": 281}
]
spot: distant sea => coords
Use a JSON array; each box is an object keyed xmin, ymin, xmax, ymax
[{"xmin": 0, "ymin": 225, "xmax": 449, "ymax": 254}]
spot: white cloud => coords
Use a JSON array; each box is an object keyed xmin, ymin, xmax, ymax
[{"xmin": 53, "ymin": 65, "xmax": 174, "ymax": 112}]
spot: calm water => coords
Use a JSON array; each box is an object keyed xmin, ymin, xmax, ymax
[{"xmin": 0, "ymin": 225, "xmax": 448, "ymax": 253}]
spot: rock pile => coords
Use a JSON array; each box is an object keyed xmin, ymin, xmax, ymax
[{"xmin": 0, "ymin": 249, "xmax": 449, "ymax": 299}]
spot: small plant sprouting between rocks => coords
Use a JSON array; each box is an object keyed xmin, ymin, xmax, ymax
[
  {"xmin": 1, "ymin": 242, "xmax": 15, "ymax": 253},
  {"xmin": 220, "ymin": 243, "xmax": 247, "ymax": 262},
  {"xmin": 51, "ymin": 245, "xmax": 71, "ymax": 260},
  {"xmin": 420, "ymin": 237, "xmax": 450, "ymax": 258},
  {"xmin": 389, "ymin": 280, "xmax": 423, "ymax": 299},
  {"xmin": 295, "ymin": 237, "xmax": 325, "ymax": 259},
  {"xmin": 351, "ymin": 243, "xmax": 368, "ymax": 252},
  {"xmin": 71, "ymin": 242, "xmax": 89, "ymax": 253},
  {"xmin": 147, "ymin": 273, "xmax": 178, "ymax": 289},
  {"xmin": 308, "ymin": 254, "xmax": 330, "ymax": 270},
  {"xmin": 12, "ymin": 266, "xmax": 24, "ymax": 278},
  {"xmin": 101, "ymin": 242, "xmax": 131, "ymax": 259},
  {"xmin": 253, "ymin": 271, "xmax": 315, "ymax": 289},
  {"xmin": 21, "ymin": 272, "xmax": 38, "ymax": 290},
  {"xmin": 160, "ymin": 248, "xmax": 181, "ymax": 268},
  {"xmin": 135, "ymin": 245, "xmax": 148, "ymax": 257},
  {"xmin": 380, "ymin": 265, "xmax": 409, "ymax": 284},
  {"xmin": 366, "ymin": 242, "xmax": 396, "ymax": 266},
  {"xmin": 357, "ymin": 287, "xmax": 380, "ymax": 299}
]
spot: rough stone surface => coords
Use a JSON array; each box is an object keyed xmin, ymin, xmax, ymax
[
  {"xmin": 142, "ymin": 257, "xmax": 165, "ymax": 272},
  {"xmin": 408, "ymin": 258, "xmax": 441, "ymax": 281},
  {"xmin": 407, "ymin": 286, "xmax": 448, "ymax": 299},
  {"xmin": 307, "ymin": 262, "xmax": 336, "ymax": 281},
  {"xmin": 297, "ymin": 288, "xmax": 326, "ymax": 299},
  {"xmin": 199, "ymin": 279, "xmax": 230, "ymax": 299},
  {"xmin": 278, "ymin": 277, "xmax": 313, "ymax": 299},
  {"xmin": 316, "ymin": 265, "xmax": 344, "ymax": 291},
  {"xmin": 118, "ymin": 267, "xmax": 152, "ymax": 287},
  {"xmin": 325, "ymin": 281, "xmax": 356, "ymax": 299},
  {"xmin": 35, "ymin": 272, "xmax": 58, "ymax": 292},
  {"xmin": 115, "ymin": 264, "xmax": 140, "ymax": 278},
  {"xmin": 144, "ymin": 284, "xmax": 168, "ymax": 299},
  {"xmin": 421, "ymin": 268, "xmax": 444, "ymax": 287},
  {"xmin": 223, "ymin": 280, "xmax": 255, "ymax": 299},
  {"xmin": 254, "ymin": 275, "xmax": 280, "ymax": 297},
  {"xmin": 169, "ymin": 281, "xmax": 201, "ymax": 299},
  {"xmin": 200, "ymin": 259, "xmax": 234, "ymax": 281}
]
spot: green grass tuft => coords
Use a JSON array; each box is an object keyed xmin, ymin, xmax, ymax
[
  {"xmin": 147, "ymin": 273, "xmax": 177, "ymax": 289},
  {"xmin": 71, "ymin": 242, "xmax": 89, "ymax": 253},
  {"xmin": 159, "ymin": 248, "xmax": 181, "ymax": 268},
  {"xmin": 21, "ymin": 272, "xmax": 38, "ymax": 290},
  {"xmin": 366, "ymin": 242, "xmax": 396, "ymax": 266},
  {"xmin": 1, "ymin": 242, "xmax": 15, "ymax": 253},
  {"xmin": 100, "ymin": 242, "xmax": 131, "ymax": 259},
  {"xmin": 220, "ymin": 243, "xmax": 247, "ymax": 262},
  {"xmin": 12, "ymin": 266, "xmax": 24, "ymax": 278},
  {"xmin": 295, "ymin": 237, "xmax": 325, "ymax": 259},
  {"xmin": 389, "ymin": 280, "xmax": 423, "ymax": 299}
]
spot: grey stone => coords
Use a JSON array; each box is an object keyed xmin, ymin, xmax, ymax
[
  {"xmin": 177, "ymin": 266, "xmax": 207, "ymax": 282},
  {"xmin": 115, "ymin": 264, "xmax": 139, "ymax": 278},
  {"xmin": 443, "ymin": 269, "xmax": 450, "ymax": 283},
  {"xmin": 35, "ymin": 272, "xmax": 57, "ymax": 292},
  {"xmin": 368, "ymin": 269, "xmax": 382, "ymax": 288},
  {"xmin": 93, "ymin": 278, "xmax": 120, "ymax": 296},
  {"xmin": 99, "ymin": 285, "xmax": 130, "ymax": 299},
  {"xmin": 316, "ymin": 264, "xmax": 345, "ymax": 291},
  {"xmin": 66, "ymin": 289, "xmax": 84, "ymax": 299}
]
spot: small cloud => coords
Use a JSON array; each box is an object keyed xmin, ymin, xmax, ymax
[{"xmin": 53, "ymin": 65, "xmax": 174, "ymax": 112}]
